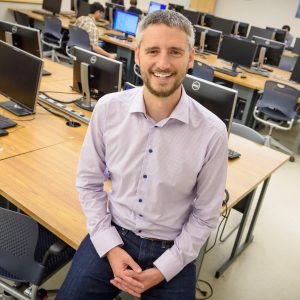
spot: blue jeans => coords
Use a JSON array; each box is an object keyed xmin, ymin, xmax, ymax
[{"xmin": 56, "ymin": 225, "xmax": 196, "ymax": 300}]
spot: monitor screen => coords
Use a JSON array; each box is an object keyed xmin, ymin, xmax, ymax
[
  {"xmin": 42, "ymin": 0, "xmax": 62, "ymax": 14},
  {"xmin": 77, "ymin": 1, "xmax": 90, "ymax": 18},
  {"xmin": 266, "ymin": 27, "xmax": 287, "ymax": 43},
  {"xmin": 182, "ymin": 74, "xmax": 237, "ymax": 133},
  {"xmin": 290, "ymin": 56, "xmax": 300, "ymax": 83},
  {"xmin": 252, "ymin": 36, "xmax": 285, "ymax": 66},
  {"xmin": 232, "ymin": 21, "xmax": 249, "ymax": 37},
  {"xmin": 0, "ymin": 40, "xmax": 43, "ymax": 116},
  {"xmin": 168, "ymin": 3, "xmax": 184, "ymax": 12},
  {"xmin": 201, "ymin": 13, "xmax": 214, "ymax": 27},
  {"xmin": 247, "ymin": 26, "xmax": 274, "ymax": 40},
  {"xmin": 0, "ymin": 21, "xmax": 42, "ymax": 58},
  {"xmin": 73, "ymin": 47, "xmax": 122, "ymax": 100},
  {"xmin": 210, "ymin": 16, "xmax": 235, "ymax": 35},
  {"xmin": 111, "ymin": 0, "xmax": 124, "ymax": 4},
  {"xmin": 148, "ymin": 2, "xmax": 166, "ymax": 14},
  {"xmin": 113, "ymin": 10, "xmax": 139, "ymax": 37},
  {"xmin": 292, "ymin": 38, "xmax": 300, "ymax": 55},
  {"xmin": 218, "ymin": 35, "xmax": 258, "ymax": 69},
  {"xmin": 181, "ymin": 9, "xmax": 200, "ymax": 25},
  {"xmin": 71, "ymin": 0, "xmax": 88, "ymax": 11},
  {"xmin": 194, "ymin": 25, "xmax": 222, "ymax": 54}
]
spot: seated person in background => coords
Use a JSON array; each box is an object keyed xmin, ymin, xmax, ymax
[
  {"xmin": 282, "ymin": 25, "xmax": 294, "ymax": 48},
  {"xmin": 127, "ymin": 0, "xmax": 143, "ymax": 16},
  {"xmin": 75, "ymin": 2, "xmax": 116, "ymax": 59}
]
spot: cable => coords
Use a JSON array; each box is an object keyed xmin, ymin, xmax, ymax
[
  {"xmin": 37, "ymin": 102, "xmax": 71, "ymax": 122},
  {"xmin": 196, "ymin": 279, "xmax": 213, "ymax": 300},
  {"xmin": 39, "ymin": 91, "xmax": 81, "ymax": 104},
  {"xmin": 133, "ymin": 63, "xmax": 143, "ymax": 80}
]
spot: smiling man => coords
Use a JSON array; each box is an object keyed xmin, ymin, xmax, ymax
[{"xmin": 56, "ymin": 10, "xmax": 228, "ymax": 300}]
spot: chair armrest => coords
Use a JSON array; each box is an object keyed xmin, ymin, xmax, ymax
[{"xmin": 41, "ymin": 241, "xmax": 67, "ymax": 265}]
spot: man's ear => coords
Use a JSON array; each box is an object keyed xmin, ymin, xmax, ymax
[
  {"xmin": 188, "ymin": 47, "xmax": 195, "ymax": 69},
  {"xmin": 134, "ymin": 47, "xmax": 140, "ymax": 66}
]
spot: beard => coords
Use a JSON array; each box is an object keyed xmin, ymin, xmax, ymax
[{"xmin": 140, "ymin": 67, "xmax": 187, "ymax": 98}]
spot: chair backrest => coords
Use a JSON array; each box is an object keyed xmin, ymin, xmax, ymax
[
  {"xmin": 257, "ymin": 80, "xmax": 299, "ymax": 119},
  {"xmin": 43, "ymin": 16, "xmax": 62, "ymax": 40},
  {"xmin": 14, "ymin": 11, "xmax": 31, "ymax": 27},
  {"xmin": 230, "ymin": 122, "xmax": 265, "ymax": 145},
  {"xmin": 67, "ymin": 25, "xmax": 91, "ymax": 51},
  {"xmin": 189, "ymin": 61, "xmax": 214, "ymax": 82}
]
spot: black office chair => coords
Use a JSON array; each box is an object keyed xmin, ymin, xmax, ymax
[
  {"xmin": 0, "ymin": 207, "xmax": 75, "ymax": 300},
  {"xmin": 41, "ymin": 16, "xmax": 67, "ymax": 62},
  {"xmin": 188, "ymin": 61, "xmax": 214, "ymax": 82},
  {"xmin": 14, "ymin": 11, "xmax": 31, "ymax": 27},
  {"xmin": 66, "ymin": 25, "xmax": 91, "ymax": 59},
  {"xmin": 253, "ymin": 80, "xmax": 299, "ymax": 162}
]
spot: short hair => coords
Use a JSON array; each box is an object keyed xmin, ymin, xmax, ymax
[
  {"xmin": 282, "ymin": 25, "xmax": 291, "ymax": 32},
  {"xmin": 90, "ymin": 2, "xmax": 104, "ymax": 14},
  {"xmin": 136, "ymin": 10, "xmax": 195, "ymax": 49},
  {"xmin": 130, "ymin": 0, "xmax": 137, "ymax": 6}
]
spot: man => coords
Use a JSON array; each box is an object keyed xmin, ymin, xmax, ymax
[
  {"xmin": 127, "ymin": 0, "xmax": 143, "ymax": 16},
  {"xmin": 75, "ymin": 2, "xmax": 116, "ymax": 59},
  {"xmin": 282, "ymin": 25, "xmax": 293, "ymax": 48},
  {"xmin": 56, "ymin": 10, "xmax": 227, "ymax": 300}
]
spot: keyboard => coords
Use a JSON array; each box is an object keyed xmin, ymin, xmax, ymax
[
  {"xmin": 239, "ymin": 66, "xmax": 270, "ymax": 77},
  {"xmin": 104, "ymin": 33, "xmax": 124, "ymax": 39},
  {"xmin": 228, "ymin": 148, "xmax": 241, "ymax": 160},
  {"xmin": 213, "ymin": 67, "xmax": 238, "ymax": 77},
  {"xmin": 0, "ymin": 115, "xmax": 17, "ymax": 129}
]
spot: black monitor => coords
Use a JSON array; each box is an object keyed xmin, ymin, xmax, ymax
[
  {"xmin": 72, "ymin": 47, "xmax": 123, "ymax": 111},
  {"xmin": 42, "ymin": 0, "xmax": 62, "ymax": 15},
  {"xmin": 292, "ymin": 37, "xmax": 300, "ymax": 55},
  {"xmin": 111, "ymin": 0, "xmax": 124, "ymax": 4},
  {"xmin": 183, "ymin": 74, "xmax": 237, "ymax": 132},
  {"xmin": 0, "ymin": 40, "xmax": 43, "ymax": 116},
  {"xmin": 252, "ymin": 36, "xmax": 285, "ymax": 66},
  {"xmin": 181, "ymin": 9, "xmax": 200, "ymax": 25},
  {"xmin": 266, "ymin": 27, "xmax": 287, "ymax": 43},
  {"xmin": 194, "ymin": 25, "xmax": 222, "ymax": 54},
  {"xmin": 247, "ymin": 26, "xmax": 274, "ymax": 40},
  {"xmin": 201, "ymin": 13, "xmax": 214, "ymax": 27},
  {"xmin": 290, "ymin": 56, "xmax": 300, "ymax": 83},
  {"xmin": 112, "ymin": 10, "xmax": 139, "ymax": 41},
  {"xmin": 210, "ymin": 16, "xmax": 235, "ymax": 35},
  {"xmin": 218, "ymin": 35, "xmax": 258, "ymax": 73},
  {"xmin": 148, "ymin": 1, "xmax": 167, "ymax": 14},
  {"xmin": 168, "ymin": 3, "xmax": 184, "ymax": 12},
  {"xmin": 0, "ymin": 21, "xmax": 42, "ymax": 59},
  {"xmin": 105, "ymin": 2, "xmax": 125, "ymax": 23},
  {"xmin": 71, "ymin": 0, "xmax": 87, "ymax": 11},
  {"xmin": 77, "ymin": 1, "xmax": 90, "ymax": 18},
  {"xmin": 232, "ymin": 21, "xmax": 249, "ymax": 37}
]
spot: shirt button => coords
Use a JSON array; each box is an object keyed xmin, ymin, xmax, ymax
[
  {"xmin": 138, "ymin": 198, "xmax": 143, "ymax": 202},
  {"xmin": 139, "ymin": 214, "xmax": 143, "ymax": 217},
  {"xmin": 154, "ymin": 125, "xmax": 158, "ymax": 128},
  {"xmin": 143, "ymin": 174, "xmax": 147, "ymax": 179},
  {"xmin": 149, "ymin": 149, "xmax": 153, "ymax": 153},
  {"xmin": 138, "ymin": 230, "xmax": 142, "ymax": 233}
]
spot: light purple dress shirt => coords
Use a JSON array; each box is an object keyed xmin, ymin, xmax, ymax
[{"xmin": 76, "ymin": 86, "xmax": 228, "ymax": 281}]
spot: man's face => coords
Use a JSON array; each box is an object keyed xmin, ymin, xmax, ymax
[
  {"xmin": 95, "ymin": 10, "xmax": 103, "ymax": 21},
  {"xmin": 135, "ymin": 24, "xmax": 194, "ymax": 98}
]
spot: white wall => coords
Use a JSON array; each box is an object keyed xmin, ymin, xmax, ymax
[{"xmin": 214, "ymin": 0, "xmax": 300, "ymax": 45}]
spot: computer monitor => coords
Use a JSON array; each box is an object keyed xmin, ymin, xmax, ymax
[
  {"xmin": 72, "ymin": 47, "xmax": 123, "ymax": 111},
  {"xmin": 42, "ymin": 0, "xmax": 62, "ymax": 15},
  {"xmin": 194, "ymin": 25, "xmax": 222, "ymax": 54},
  {"xmin": 77, "ymin": 1, "xmax": 90, "ymax": 18},
  {"xmin": 148, "ymin": 2, "xmax": 166, "ymax": 14},
  {"xmin": 210, "ymin": 16, "xmax": 235, "ymax": 35},
  {"xmin": 124, "ymin": 82, "xmax": 136, "ymax": 90},
  {"xmin": 247, "ymin": 26, "xmax": 274, "ymax": 40},
  {"xmin": 292, "ymin": 37, "xmax": 300, "ymax": 55},
  {"xmin": 181, "ymin": 9, "xmax": 200, "ymax": 25},
  {"xmin": 290, "ymin": 56, "xmax": 300, "ymax": 83},
  {"xmin": 105, "ymin": 2, "xmax": 125, "ymax": 23},
  {"xmin": 0, "ymin": 40, "xmax": 43, "ymax": 116},
  {"xmin": 218, "ymin": 35, "xmax": 258, "ymax": 73},
  {"xmin": 252, "ymin": 36, "xmax": 285, "ymax": 66},
  {"xmin": 112, "ymin": 10, "xmax": 139, "ymax": 41},
  {"xmin": 182, "ymin": 74, "xmax": 237, "ymax": 132},
  {"xmin": 266, "ymin": 27, "xmax": 287, "ymax": 43},
  {"xmin": 71, "ymin": 0, "xmax": 87, "ymax": 11},
  {"xmin": 111, "ymin": 0, "xmax": 124, "ymax": 4},
  {"xmin": 232, "ymin": 21, "xmax": 249, "ymax": 37},
  {"xmin": 0, "ymin": 21, "xmax": 42, "ymax": 59},
  {"xmin": 201, "ymin": 13, "xmax": 214, "ymax": 27},
  {"xmin": 168, "ymin": 3, "xmax": 184, "ymax": 12}
]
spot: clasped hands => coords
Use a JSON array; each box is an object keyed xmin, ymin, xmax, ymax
[{"xmin": 107, "ymin": 246, "xmax": 164, "ymax": 298}]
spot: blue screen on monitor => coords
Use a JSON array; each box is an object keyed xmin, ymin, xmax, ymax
[
  {"xmin": 148, "ymin": 1, "xmax": 166, "ymax": 14},
  {"xmin": 113, "ymin": 10, "xmax": 139, "ymax": 36}
]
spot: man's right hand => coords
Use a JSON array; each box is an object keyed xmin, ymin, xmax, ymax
[{"xmin": 107, "ymin": 246, "xmax": 144, "ymax": 297}]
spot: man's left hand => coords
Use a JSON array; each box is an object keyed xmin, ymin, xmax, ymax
[{"xmin": 110, "ymin": 267, "xmax": 165, "ymax": 294}]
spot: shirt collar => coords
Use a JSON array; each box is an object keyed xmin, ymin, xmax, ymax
[{"xmin": 129, "ymin": 86, "xmax": 190, "ymax": 124}]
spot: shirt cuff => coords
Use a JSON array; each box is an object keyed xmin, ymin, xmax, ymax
[
  {"xmin": 90, "ymin": 226, "xmax": 124, "ymax": 257},
  {"xmin": 153, "ymin": 248, "xmax": 183, "ymax": 282}
]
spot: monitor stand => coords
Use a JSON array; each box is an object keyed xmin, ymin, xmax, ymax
[
  {"xmin": 75, "ymin": 62, "xmax": 96, "ymax": 112},
  {"xmin": 0, "ymin": 101, "xmax": 32, "ymax": 116},
  {"xmin": 116, "ymin": 33, "xmax": 132, "ymax": 42}
]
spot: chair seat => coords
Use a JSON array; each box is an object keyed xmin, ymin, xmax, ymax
[{"xmin": 259, "ymin": 107, "xmax": 296, "ymax": 122}]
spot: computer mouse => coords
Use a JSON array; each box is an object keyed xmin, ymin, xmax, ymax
[
  {"xmin": 240, "ymin": 74, "xmax": 247, "ymax": 79},
  {"xmin": 0, "ymin": 129, "xmax": 8, "ymax": 137}
]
